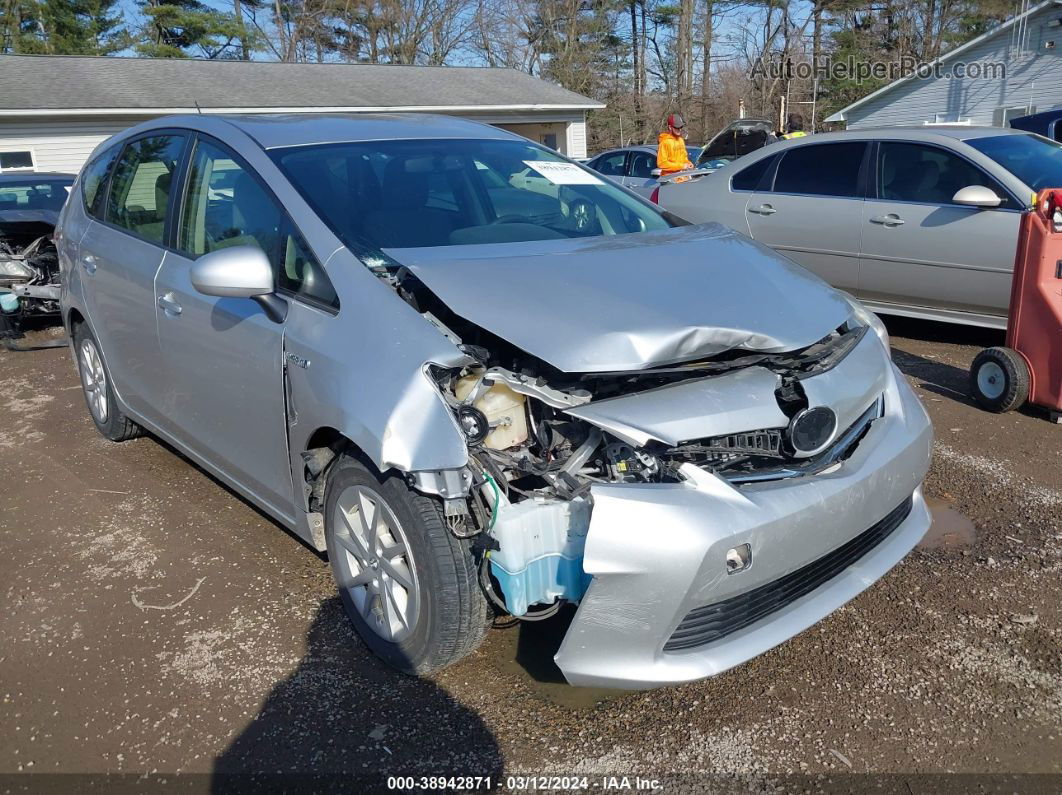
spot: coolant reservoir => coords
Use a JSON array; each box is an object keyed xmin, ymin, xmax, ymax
[{"xmin": 454, "ymin": 375, "xmax": 529, "ymax": 450}]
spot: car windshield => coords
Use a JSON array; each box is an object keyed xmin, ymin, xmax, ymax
[
  {"xmin": 966, "ymin": 133, "xmax": 1062, "ymax": 192},
  {"xmin": 0, "ymin": 178, "xmax": 72, "ymax": 212},
  {"xmin": 270, "ymin": 138, "xmax": 674, "ymax": 255}
]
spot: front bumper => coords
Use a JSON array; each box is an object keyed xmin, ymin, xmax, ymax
[{"xmin": 554, "ymin": 357, "xmax": 933, "ymax": 689}]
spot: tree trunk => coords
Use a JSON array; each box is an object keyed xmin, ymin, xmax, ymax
[
  {"xmin": 273, "ymin": 0, "xmax": 289, "ymax": 61},
  {"xmin": 233, "ymin": 0, "xmax": 249, "ymax": 60},
  {"xmin": 699, "ymin": 0, "xmax": 713, "ymax": 140}
]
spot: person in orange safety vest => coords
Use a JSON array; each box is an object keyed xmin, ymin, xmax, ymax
[{"xmin": 657, "ymin": 113, "xmax": 694, "ymax": 175}]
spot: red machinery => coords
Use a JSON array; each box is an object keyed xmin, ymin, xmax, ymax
[{"xmin": 970, "ymin": 189, "xmax": 1062, "ymax": 423}]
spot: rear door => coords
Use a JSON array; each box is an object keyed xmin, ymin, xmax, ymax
[
  {"xmin": 744, "ymin": 141, "xmax": 868, "ymax": 292},
  {"xmin": 77, "ymin": 132, "xmax": 188, "ymax": 422},
  {"xmin": 859, "ymin": 141, "xmax": 1019, "ymax": 318}
]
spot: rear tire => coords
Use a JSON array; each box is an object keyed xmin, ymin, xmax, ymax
[
  {"xmin": 970, "ymin": 346, "xmax": 1029, "ymax": 413},
  {"xmin": 73, "ymin": 324, "xmax": 143, "ymax": 442},
  {"xmin": 324, "ymin": 453, "xmax": 488, "ymax": 675}
]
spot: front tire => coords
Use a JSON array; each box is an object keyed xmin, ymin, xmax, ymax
[
  {"xmin": 73, "ymin": 325, "xmax": 143, "ymax": 442},
  {"xmin": 325, "ymin": 453, "xmax": 488, "ymax": 674},
  {"xmin": 970, "ymin": 346, "xmax": 1029, "ymax": 413}
]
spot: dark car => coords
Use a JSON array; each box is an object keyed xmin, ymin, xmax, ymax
[{"xmin": 0, "ymin": 172, "xmax": 75, "ymax": 335}]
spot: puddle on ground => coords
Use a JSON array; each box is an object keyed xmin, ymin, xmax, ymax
[
  {"xmin": 919, "ymin": 497, "xmax": 978, "ymax": 549},
  {"xmin": 490, "ymin": 605, "xmax": 634, "ymax": 709}
]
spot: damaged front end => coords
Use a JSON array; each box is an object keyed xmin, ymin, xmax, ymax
[
  {"xmin": 0, "ymin": 232, "xmax": 61, "ymax": 340},
  {"xmin": 376, "ymin": 228, "xmax": 932, "ymax": 688}
]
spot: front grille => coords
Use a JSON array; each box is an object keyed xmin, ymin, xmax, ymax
[{"xmin": 664, "ymin": 496, "xmax": 914, "ymax": 652}]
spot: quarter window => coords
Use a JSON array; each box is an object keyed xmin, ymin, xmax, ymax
[
  {"xmin": 878, "ymin": 142, "xmax": 1010, "ymax": 207},
  {"xmin": 731, "ymin": 155, "xmax": 774, "ymax": 191},
  {"xmin": 773, "ymin": 143, "xmax": 866, "ymax": 197},
  {"xmin": 178, "ymin": 138, "xmax": 338, "ymax": 309},
  {"xmin": 106, "ymin": 135, "xmax": 185, "ymax": 244},
  {"xmin": 81, "ymin": 145, "xmax": 121, "ymax": 220}
]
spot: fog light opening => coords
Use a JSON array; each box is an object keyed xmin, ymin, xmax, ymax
[{"xmin": 726, "ymin": 544, "xmax": 752, "ymax": 575}]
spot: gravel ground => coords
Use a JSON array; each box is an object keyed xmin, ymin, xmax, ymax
[{"xmin": 1, "ymin": 317, "xmax": 1059, "ymax": 791}]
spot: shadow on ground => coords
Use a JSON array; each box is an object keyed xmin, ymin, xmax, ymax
[
  {"xmin": 884, "ymin": 316, "xmax": 1004, "ymax": 408},
  {"xmin": 212, "ymin": 597, "xmax": 503, "ymax": 791}
]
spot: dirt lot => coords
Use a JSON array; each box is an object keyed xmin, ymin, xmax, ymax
[{"xmin": 1, "ymin": 317, "xmax": 1059, "ymax": 790}]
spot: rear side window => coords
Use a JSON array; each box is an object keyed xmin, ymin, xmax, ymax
[
  {"xmin": 731, "ymin": 155, "xmax": 774, "ymax": 191},
  {"xmin": 81, "ymin": 145, "xmax": 120, "ymax": 219},
  {"xmin": 105, "ymin": 134, "xmax": 186, "ymax": 244},
  {"xmin": 773, "ymin": 142, "xmax": 866, "ymax": 197}
]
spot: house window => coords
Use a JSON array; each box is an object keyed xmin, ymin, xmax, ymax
[
  {"xmin": 994, "ymin": 105, "xmax": 1036, "ymax": 127},
  {"xmin": 0, "ymin": 150, "xmax": 34, "ymax": 171},
  {"xmin": 930, "ymin": 113, "xmax": 972, "ymax": 125}
]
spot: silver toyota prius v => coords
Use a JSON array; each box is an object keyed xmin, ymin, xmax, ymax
[{"xmin": 57, "ymin": 114, "xmax": 933, "ymax": 689}]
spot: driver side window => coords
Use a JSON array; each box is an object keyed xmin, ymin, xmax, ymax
[
  {"xmin": 878, "ymin": 142, "xmax": 1011, "ymax": 208},
  {"xmin": 179, "ymin": 138, "xmax": 338, "ymax": 309}
]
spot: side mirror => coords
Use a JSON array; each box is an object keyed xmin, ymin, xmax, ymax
[
  {"xmin": 952, "ymin": 185, "xmax": 1002, "ymax": 208},
  {"xmin": 190, "ymin": 245, "xmax": 287, "ymax": 323},
  {"xmin": 650, "ymin": 168, "xmax": 662, "ymax": 177}
]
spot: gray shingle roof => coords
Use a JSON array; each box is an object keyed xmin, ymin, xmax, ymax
[{"xmin": 0, "ymin": 55, "xmax": 602, "ymax": 112}]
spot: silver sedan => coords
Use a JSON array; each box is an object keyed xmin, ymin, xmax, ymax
[
  {"xmin": 657, "ymin": 126, "xmax": 1060, "ymax": 330},
  {"xmin": 58, "ymin": 114, "xmax": 931, "ymax": 689}
]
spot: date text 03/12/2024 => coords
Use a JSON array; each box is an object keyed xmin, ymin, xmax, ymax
[{"xmin": 386, "ymin": 776, "xmax": 664, "ymax": 791}]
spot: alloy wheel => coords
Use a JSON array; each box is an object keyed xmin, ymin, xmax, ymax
[
  {"xmin": 332, "ymin": 485, "xmax": 420, "ymax": 643},
  {"xmin": 79, "ymin": 338, "xmax": 109, "ymax": 424}
]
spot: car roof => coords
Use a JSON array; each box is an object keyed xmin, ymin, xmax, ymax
[
  {"xmin": 775, "ymin": 125, "xmax": 1025, "ymax": 146},
  {"xmin": 218, "ymin": 112, "xmax": 517, "ymax": 149},
  {"xmin": 0, "ymin": 171, "xmax": 75, "ymax": 182},
  {"xmin": 113, "ymin": 112, "xmax": 521, "ymax": 152}
]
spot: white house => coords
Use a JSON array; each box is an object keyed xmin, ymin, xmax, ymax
[
  {"xmin": 0, "ymin": 55, "xmax": 604, "ymax": 175},
  {"xmin": 826, "ymin": 0, "xmax": 1062, "ymax": 128}
]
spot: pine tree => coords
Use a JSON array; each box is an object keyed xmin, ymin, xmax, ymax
[
  {"xmin": 136, "ymin": 0, "xmax": 251, "ymax": 58},
  {"xmin": 1, "ymin": 0, "xmax": 127, "ymax": 54}
]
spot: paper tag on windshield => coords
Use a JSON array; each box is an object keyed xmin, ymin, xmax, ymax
[{"xmin": 523, "ymin": 160, "xmax": 604, "ymax": 185}]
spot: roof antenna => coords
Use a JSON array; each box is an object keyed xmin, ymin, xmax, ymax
[{"xmin": 194, "ymin": 100, "xmax": 202, "ymax": 115}]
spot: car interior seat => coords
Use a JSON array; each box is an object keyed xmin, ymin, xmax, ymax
[{"xmin": 363, "ymin": 158, "xmax": 455, "ymax": 248}]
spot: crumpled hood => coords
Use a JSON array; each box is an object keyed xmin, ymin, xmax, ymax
[{"xmin": 388, "ymin": 223, "xmax": 853, "ymax": 373}]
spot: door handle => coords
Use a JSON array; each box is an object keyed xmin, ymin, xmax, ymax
[
  {"xmin": 157, "ymin": 293, "xmax": 183, "ymax": 316},
  {"xmin": 750, "ymin": 204, "xmax": 777, "ymax": 215},
  {"xmin": 870, "ymin": 214, "xmax": 905, "ymax": 226},
  {"xmin": 81, "ymin": 254, "xmax": 97, "ymax": 274}
]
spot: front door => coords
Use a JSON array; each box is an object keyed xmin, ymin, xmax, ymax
[
  {"xmin": 153, "ymin": 136, "xmax": 295, "ymax": 519},
  {"xmin": 744, "ymin": 141, "xmax": 868, "ymax": 293},
  {"xmin": 77, "ymin": 133, "xmax": 187, "ymax": 422},
  {"xmin": 859, "ymin": 141, "xmax": 1020, "ymax": 319}
]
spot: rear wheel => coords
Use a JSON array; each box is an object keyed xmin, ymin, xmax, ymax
[
  {"xmin": 325, "ymin": 453, "xmax": 488, "ymax": 674},
  {"xmin": 73, "ymin": 325, "xmax": 142, "ymax": 441},
  {"xmin": 970, "ymin": 346, "xmax": 1029, "ymax": 413}
]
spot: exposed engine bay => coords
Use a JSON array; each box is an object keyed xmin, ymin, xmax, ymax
[
  {"xmin": 376, "ymin": 258, "xmax": 885, "ymax": 620},
  {"xmin": 0, "ymin": 210, "xmax": 64, "ymax": 341}
]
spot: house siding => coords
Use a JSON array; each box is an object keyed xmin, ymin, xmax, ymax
[
  {"xmin": 0, "ymin": 117, "xmax": 140, "ymax": 173},
  {"xmin": 845, "ymin": 4, "xmax": 1062, "ymax": 128},
  {"xmin": 0, "ymin": 111, "xmax": 591, "ymax": 175}
]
